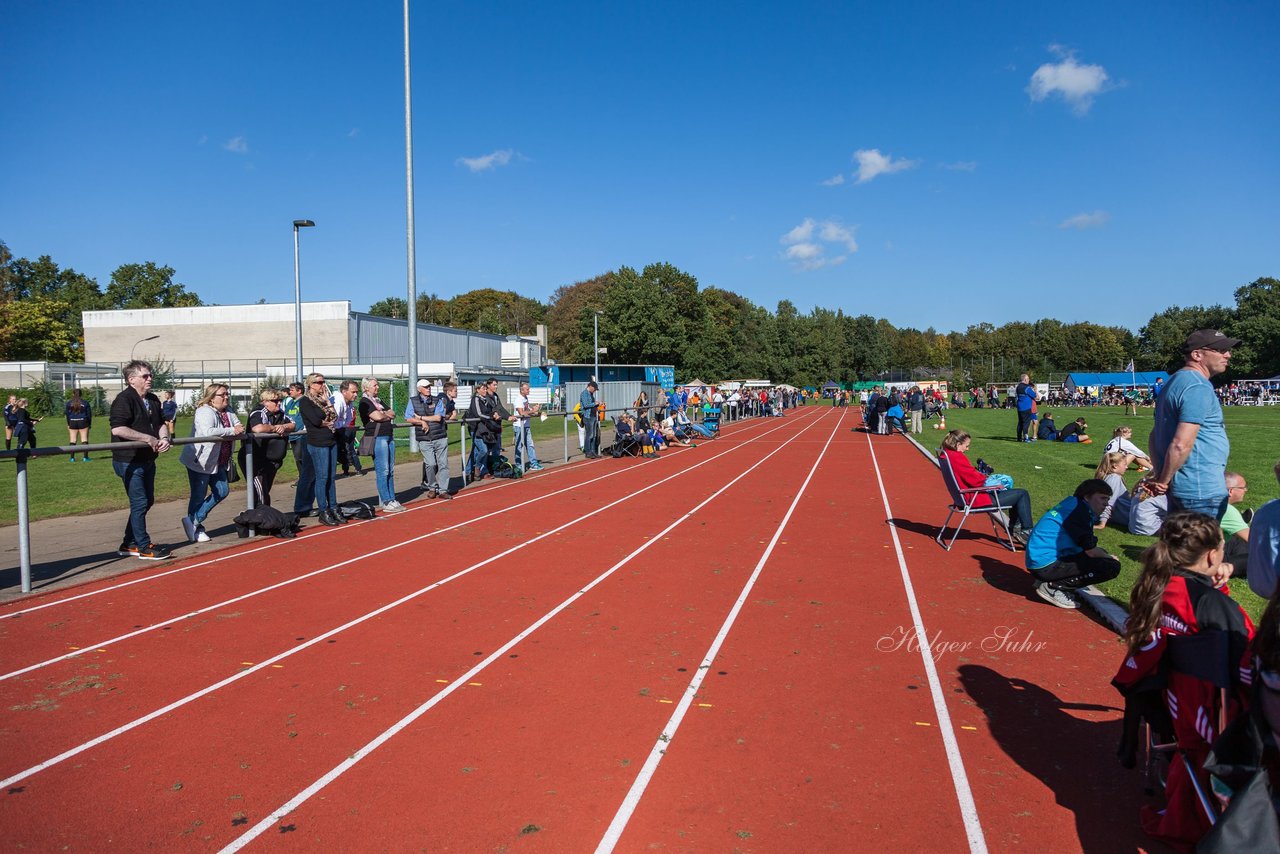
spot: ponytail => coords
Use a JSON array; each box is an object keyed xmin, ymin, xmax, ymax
[{"xmin": 1123, "ymin": 511, "xmax": 1224, "ymax": 652}]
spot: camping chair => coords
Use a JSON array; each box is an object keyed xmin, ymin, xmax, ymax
[
  {"xmin": 935, "ymin": 452, "xmax": 1018, "ymax": 551},
  {"xmin": 703, "ymin": 406, "xmax": 721, "ymax": 437},
  {"xmin": 1165, "ymin": 631, "xmax": 1235, "ymax": 828}
]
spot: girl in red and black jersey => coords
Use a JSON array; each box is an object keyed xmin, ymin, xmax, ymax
[{"xmin": 1115, "ymin": 511, "xmax": 1255, "ymax": 852}]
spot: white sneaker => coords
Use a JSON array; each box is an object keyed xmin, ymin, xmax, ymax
[
  {"xmin": 196, "ymin": 525, "xmax": 211, "ymax": 543},
  {"xmin": 1035, "ymin": 582, "xmax": 1078, "ymax": 609},
  {"xmin": 384, "ymin": 500, "xmax": 407, "ymax": 513},
  {"xmin": 181, "ymin": 516, "xmax": 197, "ymax": 542}
]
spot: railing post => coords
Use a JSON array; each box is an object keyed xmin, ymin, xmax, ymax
[
  {"xmin": 563, "ymin": 413, "xmax": 568, "ymax": 462},
  {"xmin": 16, "ymin": 449, "xmax": 31, "ymax": 593},
  {"xmin": 243, "ymin": 438, "xmax": 256, "ymax": 536}
]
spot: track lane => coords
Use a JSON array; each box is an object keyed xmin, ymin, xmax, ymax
[
  {"xmin": 0, "ymin": 412, "xmax": 833, "ymax": 849},
  {"xmin": 867, "ymin": 430, "xmax": 1148, "ymax": 853}
]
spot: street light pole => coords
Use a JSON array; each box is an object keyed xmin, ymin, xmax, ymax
[
  {"xmin": 130, "ymin": 335, "xmax": 159, "ymax": 361},
  {"xmin": 293, "ymin": 219, "xmax": 315, "ymax": 382}
]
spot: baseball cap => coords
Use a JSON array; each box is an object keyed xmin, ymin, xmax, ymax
[
  {"xmin": 1182, "ymin": 329, "xmax": 1241, "ymax": 352},
  {"xmin": 416, "ymin": 378, "xmax": 432, "ymax": 388}
]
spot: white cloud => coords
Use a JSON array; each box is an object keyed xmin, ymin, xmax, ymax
[
  {"xmin": 1027, "ymin": 47, "xmax": 1111, "ymax": 115},
  {"xmin": 854, "ymin": 148, "xmax": 919, "ymax": 184},
  {"xmin": 779, "ymin": 218, "xmax": 857, "ymax": 270},
  {"xmin": 821, "ymin": 173, "xmax": 846, "ymax": 186},
  {"xmin": 1059, "ymin": 210, "xmax": 1110, "ymax": 229},
  {"xmin": 940, "ymin": 160, "xmax": 977, "ymax": 172},
  {"xmin": 222, "ymin": 136, "xmax": 248, "ymax": 154},
  {"xmin": 347, "ymin": 128, "xmax": 360, "ymax": 138},
  {"xmin": 457, "ymin": 148, "xmax": 514, "ymax": 172},
  {"xmin": 818, "ymin": 221, "xmax": 858, "ymax": 252}
]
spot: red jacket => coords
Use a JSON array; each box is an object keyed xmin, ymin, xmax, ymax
[{"xmin": 941, "ymin": 448, "xmax": 992, "ymax": 508}]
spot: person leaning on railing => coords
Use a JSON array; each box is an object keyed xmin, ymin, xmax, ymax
[
  {"xmin": 300, "ymin": 373, "xmax": 344, "ymax": 526},
  {"xmin": 109, "ymin": 359, "xmax": 173, "ymax": 560},
  {"xmin": 179, "ymin": 383, "xmax": 245, "ymax": 544},
  {"xmin": 238, "ymin": 388, "xmax": 294, "ymax": 509}
]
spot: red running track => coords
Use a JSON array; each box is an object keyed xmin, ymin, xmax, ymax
[{"xmin": 0, "ymin": 406, "xmax": 1152, "ymax": 852}]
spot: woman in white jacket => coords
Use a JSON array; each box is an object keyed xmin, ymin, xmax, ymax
[{"xmin": 179, "ymin": 384, "xmax": 244, "ymax": 542}]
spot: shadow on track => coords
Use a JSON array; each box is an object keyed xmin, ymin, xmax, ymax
[{"xmin": 957, "ymin": 664, "xmax": 1152, "ymax": 854}]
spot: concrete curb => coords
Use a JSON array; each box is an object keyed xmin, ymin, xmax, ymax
[{"xmin": 894, "ymin": 426, "xmax": 1128, "ymax": 635}]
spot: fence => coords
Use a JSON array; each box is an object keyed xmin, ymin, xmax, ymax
[{"xmin": 1, "ymin": 397, "xmax": 792, "ymax": 595}]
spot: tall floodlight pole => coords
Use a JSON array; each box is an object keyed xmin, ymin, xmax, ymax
[
  {"xmin": 593, "ymin": 311, "xmax": 602, "ymax": 383},
  {"xmin": 403, "ymin": 0, "xmax": 419, "ymax": 411},
  {"xmin": 293, "ymin": 219, "xmax": 315, "ymax": 382}
]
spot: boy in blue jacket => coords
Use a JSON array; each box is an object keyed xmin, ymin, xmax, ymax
[{"xmin": 1025, "ymin": 479, "xmax": 1123, "ymax": 609}]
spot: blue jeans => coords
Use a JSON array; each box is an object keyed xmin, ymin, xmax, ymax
[
  {"xmin": 292, "ymin": 440, "xmax": 314, "ymax": 514},
  {"xmin": 466, "ymin": 433, "xmax": 488, "ymax": 479},
  {"xmin": 307, "ymin": 443, "xmax": 338, "ymax": 511},
  {"xmin": 186, "ymin": 466, "xmax": 230, "ymax": 525},
  {"xmin": 991, "ymin": 487, "xmax": 1033, "ymax": 530},
  {"xmin": 113, "ymin": 459, "xmax": 157, "ymax": 548},
  {"xmin": 1171, "ymin": 493, "xmax": 1230, "ymax": 522},
  {"xmin": 513, "ymin": 422, "xmax": 538, "ymax": 469},
  {"xmin": 373, "ymin": 435, "xmax": 395, "ymax": 504}
]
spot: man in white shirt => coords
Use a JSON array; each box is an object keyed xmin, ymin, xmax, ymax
[{"xmin": 513, "ymin": 381, "xmax": 543, "ymax": 472}]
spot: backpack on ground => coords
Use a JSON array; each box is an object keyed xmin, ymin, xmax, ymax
[
  {"xmin": 490, "ymin": 455, "xmax": 523, "ymax": 479},
  {"xmin": 338, "ymin": 500, "xmax": 377, "ymax": 520},
  {"xmin": 232, "ymin": 506, "xmax": 302, "ymax": 539}
]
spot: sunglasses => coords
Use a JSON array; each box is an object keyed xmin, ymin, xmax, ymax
[
  {"xmin": 213, "ymin": 393, "xmax": 229, "ymax": 398},
  {"xmin": 136, "ymin": 373, "xmax": 153, "ymax": 380},
  {"xmin": 311, "ymin": 379, "xmax": 326, "ymax": 385}
]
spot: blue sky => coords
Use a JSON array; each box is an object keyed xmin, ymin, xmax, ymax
[{"xmin": 3, "ymin": 1, "xmax": 1277, "ymax": 333}]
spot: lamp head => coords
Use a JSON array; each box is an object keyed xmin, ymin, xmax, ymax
[{"xmin": 293, "ymin": 219, "xmax": 315, "ymax": 228}]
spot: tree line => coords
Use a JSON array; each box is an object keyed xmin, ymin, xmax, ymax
[
  {"xmin": 0, "ymin": 240, "xmax": 203, "ymax": 362},
  {"xmin": 3, "ymin": 237, "xmax": 1275, "ymax": 386}
]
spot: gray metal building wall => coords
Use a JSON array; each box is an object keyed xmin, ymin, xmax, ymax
[
  {"xmin": 564, "ymin": 381, "xmax": 661, "ymax": 419},
  {"xmin": 349, "ymin": 313, "xmax": 509, "ymax": 368}
]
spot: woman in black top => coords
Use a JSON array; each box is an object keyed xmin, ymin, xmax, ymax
[
  {"xmin": 299, "ymin": 374, "xmax": 343, "ymax": 525},
  {"xmin": 12, "ymin": 398, "xmax": 39, "ymax": 450},
  {"xmin": 65, "ymin": 388, "xmax": 92, "ymax": 461}
]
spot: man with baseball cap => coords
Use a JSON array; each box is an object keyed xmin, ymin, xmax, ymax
[
  {"xmin": 404, "ymin": 377, "xmax": 457, "ymax": 499},
  {"xmin": 1147, "ymin": 328, "xmax": 1241, "ymax": 520}
]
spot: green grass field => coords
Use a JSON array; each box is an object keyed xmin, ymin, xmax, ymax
[
  {"xmin": 916, "ymin": 403, "xmax": 1280, "ymax": 620},
  {"xmin": 0, "ymin": 412, "xmax": 591, "ymax": 527}
]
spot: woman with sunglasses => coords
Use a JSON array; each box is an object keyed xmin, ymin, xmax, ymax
[
  {"xmin": 179, "ymin": 383, "xmax": 245, "ymax": 542},
  {"xmin": 300, "ymin": 374, "xmax": 344, "ymax": 526}
]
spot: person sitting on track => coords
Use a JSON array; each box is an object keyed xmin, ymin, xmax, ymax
[
  {"xmin": 940, "ymin": 429, "xmax": 1034, "ymax": 545},
  {"xmin": 1024, "ymin": 479, "xmax": 1123, "ymax": 608},
  {"xmin": 1113, "ymin": 511, "xmax": 1254, "ymax": 852}
]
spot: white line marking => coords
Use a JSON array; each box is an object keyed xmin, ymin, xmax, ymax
[
  {"xmin": 863, "ymin": 430, "xmax": 988, "ymax": 853},
  {"xmin": 0, "ymin": 411, "xmax": 787, "ymax": 621},
  {"xmin": 594, "ymin": 409, "xmax": 845, "ymax": 852},
  {"xmin": 0, "ymin": 412, "xmax": 821, "ymax": 790},
  {"xmin": 0, "ymin": 413, "xmax": 811, "ymax": 682},
  {"xmin": 219, "ymin": 407, "xmax": 833, "ymax": 852}
]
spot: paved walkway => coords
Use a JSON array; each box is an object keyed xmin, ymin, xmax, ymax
[{"xmin": 0, "ymin": 429, "xmax": 612, "ymax": 603}]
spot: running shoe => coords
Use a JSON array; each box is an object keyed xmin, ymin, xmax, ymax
[
  {"xmin": 383, "ymin": 501, "xmax": 407, "ymax": 513},
  {"xmin": 117, "ymin": 544, "xmax": 139, "ymax": 557},
  {"xmin": 137, "ymin": 545, "xmax": 173, "ymax": 560},
  {"xmin": 528, "ymin": 464, "xmax": 544, "ymax": 471},
  {"xmin": 196, "ymin": 525, "xmax": 211, "ymax": 543},
  {"xmin": 1034, "ymin": 582, "xmax": 1078, "ymax": 609}
]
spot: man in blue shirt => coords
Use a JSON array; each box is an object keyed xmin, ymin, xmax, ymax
[
  {"xmin": 580, "ymin": 381, "xmax": 601, "ymax": 458},
  {"xmin": 1147, "ymin": 329, "xmax": 1239, "ymax": 520},
  {"xmin": 1014, "ymin": 373, "xmax": 1037, "ymax": 443}
]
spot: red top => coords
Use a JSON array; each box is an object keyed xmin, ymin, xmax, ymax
[{"xmin": 941, "ymin": 447, "xmax": 992, "ymax": 508}]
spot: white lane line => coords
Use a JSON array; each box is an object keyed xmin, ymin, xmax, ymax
[
  {"xmin": 0, "ymin": 412, "xmax": 809, "ymax": 682},
  {"xmin": 863, "ymin": 431, "xmax": 988, "ymax": 853},
  {"xmin": 0, "ymin": 409, "xmax": 794, "ymax": 621},
  {"xmin": 0, "ymin": 412, "xmax": 827, "ymax": 791},
  {"xmin": 594, "ymin": 409, "xmax": 845, "ymax": 853},
  {"xmin": 220, "ymin": 406, "xmax": 833, "ymax": 852}
]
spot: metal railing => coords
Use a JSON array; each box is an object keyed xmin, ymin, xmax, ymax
[{"xmin": 1, "ymin": 399, "xmax": 788, "ymax": 595}]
